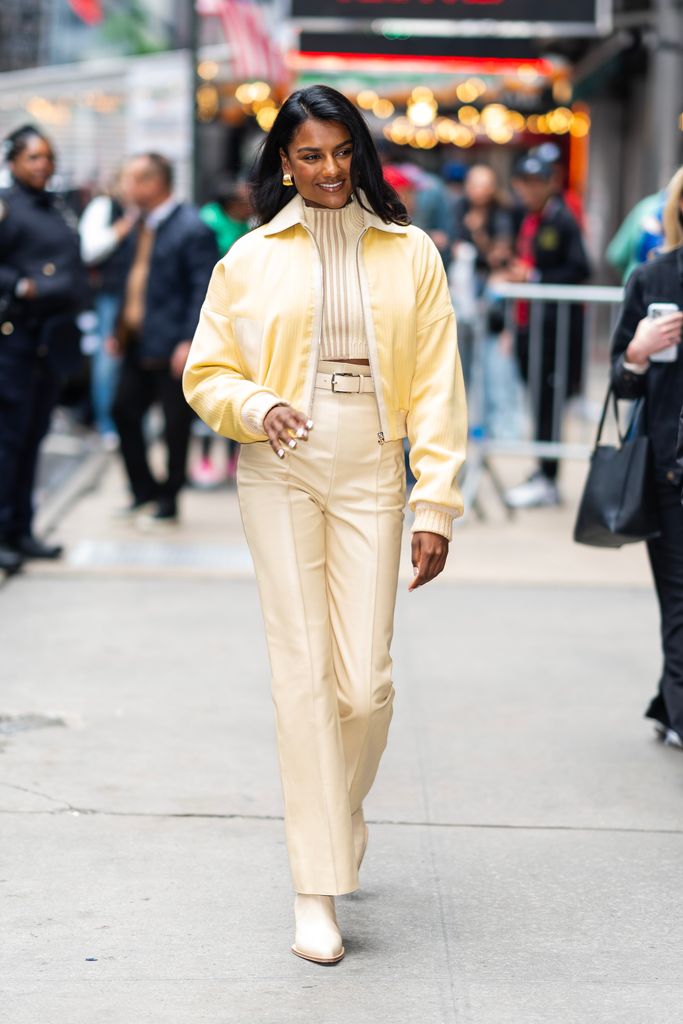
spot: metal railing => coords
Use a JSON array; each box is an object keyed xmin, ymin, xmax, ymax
[{"xmin": 460, "ymin": 281, "xmax": 625, "ymax": 518}]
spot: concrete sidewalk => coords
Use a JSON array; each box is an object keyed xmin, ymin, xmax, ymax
[{"xmin": 2, "ymin": 454, "xmax": 682, "ymax": 1024}]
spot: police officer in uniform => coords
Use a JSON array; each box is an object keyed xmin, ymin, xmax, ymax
[{"xmin": 0, "ymin": 125, "xmax": 86, "ymax": 571}]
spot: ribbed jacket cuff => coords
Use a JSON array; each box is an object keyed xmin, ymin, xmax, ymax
[
  {"xmin": 412, "ymin": 506, "xmax": 454, "ymax": 541},
  {"xmin": 240, "ymin": 392, "xmax": 289, "ymax": 436}
]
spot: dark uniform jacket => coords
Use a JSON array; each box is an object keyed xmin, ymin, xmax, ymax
[
  {"xmin": 117, "ymin": 203, "xmax": 218, "ymax": 362},
  {"xmin": 526, "ymin": 195, "xmax": 590, "ymax": 287},
  {"xmin": 517, "ymin": 196, "xmax": 591, "ymax": 395},
  {"xmin": 0, "ymin": 179, "xmax": 87, "ymax": 377},
  {"xmin": 611, "ymin": 246, "xmax": 683, "ymax": 485}
]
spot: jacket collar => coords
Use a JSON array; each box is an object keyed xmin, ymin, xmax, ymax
[
  {"xmin": 145, "ymin": 195, "xmax": 180, "ymax": 230},
  {"xmin": 262, "ymin": 189, "xmax": 408, "ymax": 237},
  {"xmin": 11, "ymin": 178, "xmax": 55, "ymax": 208}
]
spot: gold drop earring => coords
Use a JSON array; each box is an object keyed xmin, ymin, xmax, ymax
[{"xmin": 282, "ymin": 172, "xmax": 294, "ymax": 187}]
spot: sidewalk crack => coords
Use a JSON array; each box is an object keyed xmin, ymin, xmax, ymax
[
  {"xmin": 0, "ymin": 802, "xmax": 681, "ymax": 836},
  {"xmin": 0, "ymin": 782, "xmax": 82, "ymax": 813}
]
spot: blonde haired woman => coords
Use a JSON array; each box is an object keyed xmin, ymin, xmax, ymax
[
  {"xmin": 611, "ymin": 165, "xmax": 683, "ymax": 748},
  {"xmin": 183, "ymin": 86, "xmax": 466, "ymax": 963}
]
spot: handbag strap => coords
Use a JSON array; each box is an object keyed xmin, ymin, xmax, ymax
[
  {"xmin": 595, "ymin": 384, "xmax": 618, "ymax": 445},
  {"xmin": 594, "ymin": 382, "xmax": 645, "ymax": 448}
]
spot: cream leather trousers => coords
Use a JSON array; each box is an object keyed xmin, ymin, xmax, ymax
[{"xmin": 237, "ymin": 361, "xmax": 406, "ymax": 895}]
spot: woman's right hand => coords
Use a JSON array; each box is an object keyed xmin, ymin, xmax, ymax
[
  {"xmin": 626, "ymin": 312, "xmax": 683, "ymax": 365},
  {"xmin": 263, "ymin": 405, "xmax": 313, "ymax": 459}
]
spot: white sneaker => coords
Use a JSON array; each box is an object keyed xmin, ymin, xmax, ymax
[
  {"xmin": 101, "ymin": 432, "xmax": 119, "ymax": 452},
  {"xmin": 505, "ymin": 473, "xmax": 560, "ymax": 509},
  {"xmin": 653, "ymin": 720, "xmax": 668, "ymax": 741},
  {"xmin": 665, "ymin": 729, "xmax": 683, "ymax": 749}
]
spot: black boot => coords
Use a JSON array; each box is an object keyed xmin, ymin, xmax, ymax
[
  {"xmin": 0, "ymin": 543, "xmax": 24, "ymax": 574},
  {"xmin": 14, "ymin": 535, "xmax": 64, "ymax": 560}
]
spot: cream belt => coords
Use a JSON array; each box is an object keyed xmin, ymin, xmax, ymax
[{"xmin": 315, "ymin": 370, "xmax": 375, "ymax": 394}]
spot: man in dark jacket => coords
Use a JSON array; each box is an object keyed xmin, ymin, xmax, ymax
[
  {"xmin": 112, "ymin": 153, "xmax": 218, "ymax": 523},
  {"xmin": 503, "ymin": 153, "xmax": 591, "ymax": 509}
]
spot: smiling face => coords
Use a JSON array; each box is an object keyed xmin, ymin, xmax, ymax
[
  {"xmin": 10, "ymin": 135, "xmax": 55, "ymax": 191},
  {"xmin": 280, "ymin": 118, "xmax": 354, "ymax": 209}
]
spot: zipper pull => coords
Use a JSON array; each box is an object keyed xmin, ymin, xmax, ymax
[{"xmin": 377, "ymin": 431, "xmax": 385, "ymax": 445}]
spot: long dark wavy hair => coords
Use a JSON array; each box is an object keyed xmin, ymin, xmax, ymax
[{"xmin": 250, "ymin": 85, "xmax": 409, "ymax": 227}]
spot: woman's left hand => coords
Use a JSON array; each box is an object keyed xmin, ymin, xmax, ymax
[{"xmin": 409, "ymin": 532, "xmax": 449, "ymax": 592}]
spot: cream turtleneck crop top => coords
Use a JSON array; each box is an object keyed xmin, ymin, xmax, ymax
[{"xmin": 303, "ymin": 196, "xmax": 368, "ymax": 362}]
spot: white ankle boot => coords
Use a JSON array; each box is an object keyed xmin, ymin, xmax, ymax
[
  {"xmin": 292, "ymin": 894, "xmax": 344, "ymax": 964},
  {"xmin": 352, "ymin": 806, "xmax": 369, "ymax": 869}
]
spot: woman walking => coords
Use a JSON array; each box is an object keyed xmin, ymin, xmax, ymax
[
  {"xmin": 183, "ymin": 85, "xmax": 467, "ymax": 963},
  {"xmin": 611, "ymin": 166, "xmax": 683, "ymax": 747}
]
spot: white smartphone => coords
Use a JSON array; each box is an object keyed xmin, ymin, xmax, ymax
[{"xmin": 648, "ymin": 302, "xmax": 680, "ymax": 362}]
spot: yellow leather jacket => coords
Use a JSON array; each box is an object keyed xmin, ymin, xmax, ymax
[{"xmin": 183, "ymin": 191, "xmax": 467, "ymax": 538}]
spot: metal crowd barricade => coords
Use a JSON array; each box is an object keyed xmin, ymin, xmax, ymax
[{"xmin": 460, "ymin": 282, "xmax": 626, "ymax": 519}]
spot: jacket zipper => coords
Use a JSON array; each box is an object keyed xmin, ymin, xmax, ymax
[
  {"xmin": 301, "ymin": 223, "xmax": 325, "ymax": 419},
  {"xmin": 303, "ymin": 220, "xmax": 389, "ymax": 444},
  {"xmin": 355, "ymin": 228, "xmax": 390, "ymax": 445}
]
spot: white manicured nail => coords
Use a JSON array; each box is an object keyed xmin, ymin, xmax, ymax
[
  {"xmin": 277, "ymin": 448, "xmax": 285, "ymax": 458},
  {"xmin": 306, "ymin": 419, "xmax": 314, "ymax": 429},
  {"xmin": 296, "ymin": 427, "xmax": 305, "ymax": 438},
  {"xmin": 288, "ymin": 439, "xmax": 296, "ymax": 448}
]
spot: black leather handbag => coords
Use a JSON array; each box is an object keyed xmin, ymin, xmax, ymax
[{"xmin": 573, "ymin": 386, "xmax": 661, "ymax": 548}]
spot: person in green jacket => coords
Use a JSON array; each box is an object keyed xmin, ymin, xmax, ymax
[
  {"xmin": 199, "ymin": 180, "xmax": 251, "ymax": 257},
  {"xmin": 606, "ymin": 190, "xmax": 666, "ymax": 283},
  {"xmin": 192, "ymin": 181, "xmax": 252, "ymax": 486}
]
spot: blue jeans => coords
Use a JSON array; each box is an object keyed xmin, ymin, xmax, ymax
[
  {"xmin": 91, "ymin": 292, "xmax": 122, "ymax": 436},
  {"xmin": 481, "ymin": 332, "xmax": 524, "ymax": 440}
]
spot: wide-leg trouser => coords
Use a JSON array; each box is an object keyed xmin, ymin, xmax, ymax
[{"xmin": 237, "ymin": 363, "xmax": 406, "ymax": 895}]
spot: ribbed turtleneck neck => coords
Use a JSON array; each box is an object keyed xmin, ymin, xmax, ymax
[{"xmin": 303, "ymin": 195, "xmax": 365, "ymax": 233}]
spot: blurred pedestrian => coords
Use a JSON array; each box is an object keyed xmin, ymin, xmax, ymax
[
  {"xmin": 441, "ymin": 159, "xmax": 467, "ymax": 205},
  {"xmin": 529, "ymin": 142, "xmax": 585, "ymax": 230},
  {"xmin": 382, "ymin": 164, "xmax": 415, "ymax": 215},
  {"xmin": 0, "ymin": 124, "xmax": 87, "ymax": 570},
  {"xmin": 451, "ymin": 164, "xmax": 521, "ymax": 439},
  {"xmin": 199, "ymin": 179, "xmax": 251, "ymax": 255},
  {"xmin": 501, "ymin": 153, "xmax": 590, "ymax": 509},
  {"xmin": 184, "ymin": 84, "xmax": 467, "ymax": 964},
  {"xmin": 397, "ymin": 161, "xmax": 453, "ymax": 265},
  {"xmin": 450, "ymin": 162, "xmax": 511, "ymax": 369},
  {"xmin": 79, "ymin": 170, "xmax": 137, "ymax": 448},
  {"xmin": 192, "ymin": 180, "xmax": 252, "ymax": 488},
  {"xmin": 607, "ymin": 189, "xmax": 667, "ymax": 283},
  {"xmin": 452, "ymin": 164, "xmax": 514, "ymax": 276},
  {"xmin": 611, "ymin": 165, "xmax": 683, "ymax": 748},
  {"xmin": 111, "ymin": 153, "xmax": 217, "ymax": 524}
]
